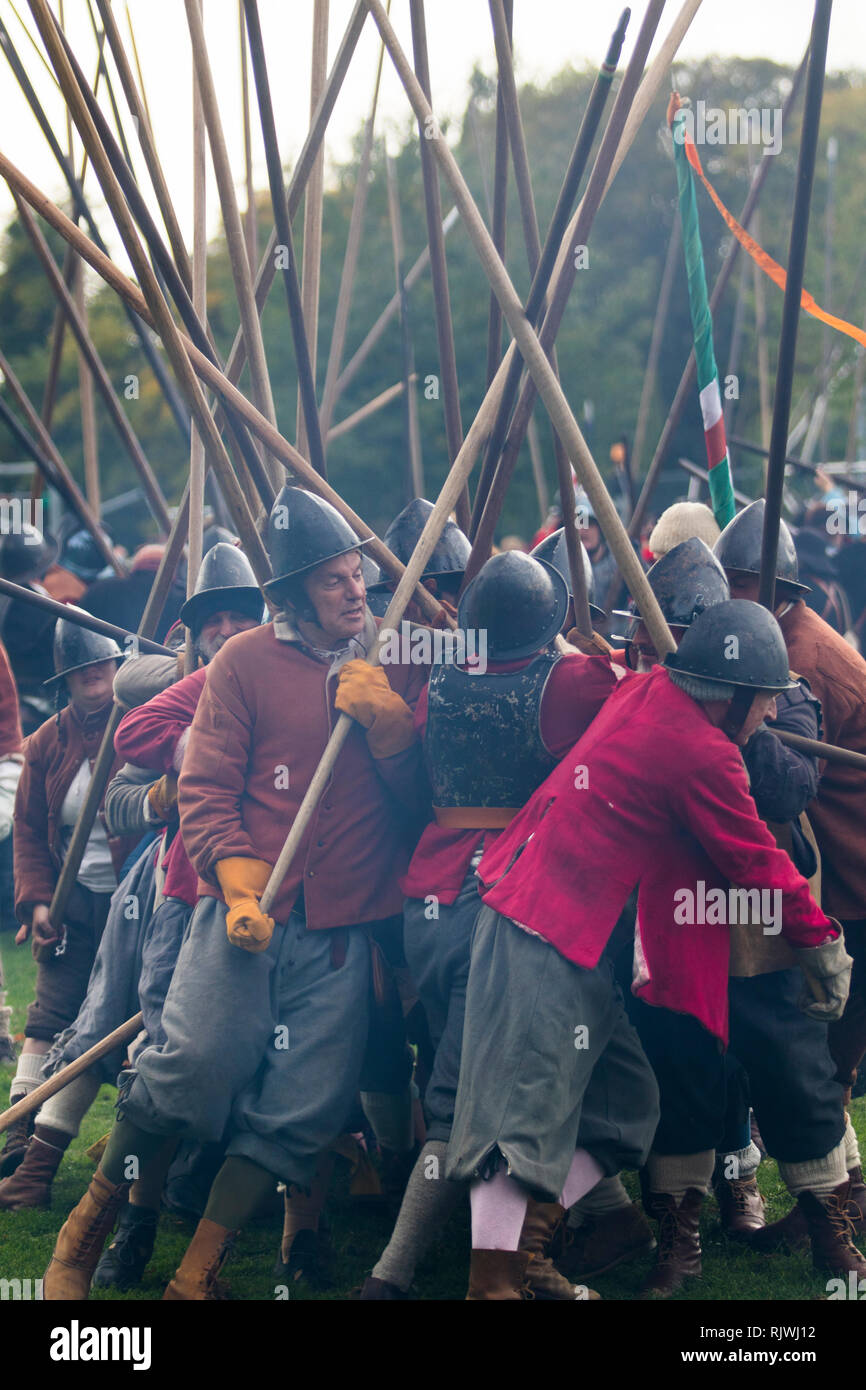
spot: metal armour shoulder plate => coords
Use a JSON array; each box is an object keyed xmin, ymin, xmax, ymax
[{"xmin": 425, "ymin": 652, "xmax": 561, "ymax": 808}]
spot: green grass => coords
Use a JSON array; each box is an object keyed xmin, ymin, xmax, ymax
[{"xmin": 2, "ymin": 930, "xmax": 864, "ymax": 1302}]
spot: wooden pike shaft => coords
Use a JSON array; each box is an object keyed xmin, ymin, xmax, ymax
[
  {"xmin": 184, "ymin": 0, "xmax": 280, "ymax": 493},
  {"xmin": 0, "ymin": 1012, "xmax": 144, "ymax": 1132},
  {"xmin": 27, "ymin": 0, "xmax": 270, "ymax": 585},
  {"xmin": 94, "ymin": 0, "xmax": 192, "ymax": 293},
  {"xmin": 327, "ymin": 377, "xmax": 413, "ymax": 444},
  {"xmin": 74, "ymin": 269, "xmax": 100, "ymax": 514},
  {"xmin": 296, "ymin": 0, "xmax": 329, "ymax": 464},
  {"xmin": 238, "ymin": 0, "xmax": 258, "ymax": 275},
  {"xmin": 410, "ymin": 0, "xmax": 469, "ymax": 530},
  {"xmin": 0, "ymin": 576, "xmax": 172, "ymax": 652},
  {"xmin": 631, "ymin": 212, "xmax": 681, "ymax": 480},
  {"xmin": 319, "ymin": 26, "xmax": 387, "ymax": 440},
  {"xmin": 0, "ymin": 151, "xmax": 450, "ymax": 626},
  {"xmin": 241, "ymin": 0, "xmax": 327, "ymax": 479},
  {"xmin": 484, "ymin": 0, "xmax": 511, "ymax": 392},
  {"xmin": 759, "ymin": 0, "xmax": 832, "ymax": 612},
  {"xmin": 365, "ymin": 0, "xmax": 675, "ymax": 660},
  {"xmin": 186, "ymin": 0, "xmax": 207, "ymax": 677},
  {"xmin": 0, "ymin": 345, "xmax": 122, "ymax": 575},
  {"xmin": 386, "ymin": 151, "xmax": 424, "ymax": 498},
  {"xmin": 13, "ymin": 193, "xmax": 171, "ymax": 531}
]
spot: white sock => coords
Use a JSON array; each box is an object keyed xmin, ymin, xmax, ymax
[
  {"xmin": 647, "ymin": 1150, "xmax": 715, "ymax": 1201},
  {"xmin": 717, "ymin": 1142, "xmax": 762, "ymax": 1182},
  {"xmin": 568, "ymin": 1173, "xmax": 632, "ymax": 1228},
  {"xmin": 37, "ymin": 1072, "xmax": 101, "ymax": 1139},
  {"xmin": 9, "ymin": 1050, "xmax": 45, "ymax": 1102},
  {"xmin": 843, "ymin": 1117, "xmax": 861, "ymax": 1172},
  {"xmin": 470, "ymin": 1168, "xmax": 529, "ymax": 1251},
  {"xmin": 779, "ymin": 1138, "xmax": 847, "ymax": 1198}
]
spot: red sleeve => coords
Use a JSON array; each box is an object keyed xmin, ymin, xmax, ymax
[
  {"xmin": 115, "ymin": 667, "xmax": 207, "ymax": 774},
  {"xmin": 675, "ymin": 742, "xmax": 834, "ymax": 948},
  {"xmin": 540, "ymin": 653, "xmax": 619, "ymax": 758}
]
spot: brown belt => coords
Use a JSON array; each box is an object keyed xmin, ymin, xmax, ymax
[{"xmin": 433, "ymin": 805, "xmax": 520, "ymax": 830}]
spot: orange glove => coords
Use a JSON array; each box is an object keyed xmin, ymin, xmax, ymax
[
  {"xmin": 215, "ymin": 857, "xmax": 275, "ymax": 953},
  {"xmin": 147, "ymin": 772, "xmax": 178, "ymax": 821},
  {"xmin": 564, "ymin": 628, "xmax": 615, "ymax": 657},
  {"xmin": 335, "ymin": 659, "xmax": 416, "ymax": 759}
]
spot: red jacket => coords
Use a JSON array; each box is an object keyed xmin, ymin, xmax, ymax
[
  {"xmin": 0, "ymin": 638, "xmax": 22, "ymax": 761},
  {"xmin": 401, "ymin": 652, "xmax": 620, "ymax": 902},
  {"xmin": 14, "ymin": 701, "xmax": 138, "ymax": 920},
  {"xmin": 478, "ymin": 666, "xmax": 833, "ymax": 1041},
  {"xmin": 178, "ymin": 620, "xmax": 428, "ymax": 928},
  {"xmin": 779, "ymin": 599, "xmax": 866, "ymax": 919},
  {"xmin": 114, "ymin": 667, "xmax": 206, "ymax": 907}
]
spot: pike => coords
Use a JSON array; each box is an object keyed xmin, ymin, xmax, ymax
[
  {"xmin": 0, "ymin": 13, "xmax": 190, "ymax": 441},
  {"xmin": 186, "ymin": 0, "xmax": 207, "ymax": 677},
  {"xmin": 385, "ymin": 151, "xmax": 424, "ymax": 499},
  {"xmin": 760, "ymin": 0, "xmax": 834, "ymax": 611},
  {"xmin": 729, "ymin": 434, "xmax": 866, "ymax": 493},
  {"xmin": 410, "ymin": 0, "xmax": 470, "ymax": 531},
  {"xmin": 295, "ymin": 0, "xmax": 329, "ymax": 467},
  {"xmin": 0, "ymin": 577, "xmax": 173, "ymax": 654},
  {"xmin": 241, "ymin": 0, "xmax": 327, "ymax": 479},
  {"xmin": 484, "ymin": 0, "xmax": 511, "ymax": 394}
]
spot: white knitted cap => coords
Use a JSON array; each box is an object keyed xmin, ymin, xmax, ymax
[{"xmin": 649, "ymin": 502, "xmax": 721, "ymax": 559}]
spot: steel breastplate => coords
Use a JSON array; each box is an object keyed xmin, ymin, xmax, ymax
[{"xmin": 425, "ymin": 652, "xmax": 560, "ymax": 808}]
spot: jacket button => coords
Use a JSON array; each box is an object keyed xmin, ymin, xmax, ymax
[
  {"xmin": 317, "ymin": 840, "xmax": 325, "ymax": 848},
  {"xmin": 308, "ymin": 870, "xmax": 315, "ymax": 878}
]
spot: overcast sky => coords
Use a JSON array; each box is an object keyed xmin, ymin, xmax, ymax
[{"xmin": 0, "ymin": 0, "xmax": 863, "ymax": 270}]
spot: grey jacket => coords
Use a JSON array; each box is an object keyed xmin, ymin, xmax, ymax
[{"xmin": 107, "ymin": 652, "xmax": 180, "ymax": 837}]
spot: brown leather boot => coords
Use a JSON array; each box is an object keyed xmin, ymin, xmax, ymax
[
  {"xmin": 466, "ymin": 1249, "xmax": 533, "ymax": 1301},
  {"xmin": 799, "ymin": 1182, "xmax": 866, "ymax": 1278},
  {"xmin": 748, "ymin": 1201, "xmax": 809, "ymax": 1253},
  {"xmin": 518, "ymin": 1199, "xmax": 599, "ymax": 1299},
  {"xmin": 0, "ymin": 1111, "xmax": 34, "ymax": 1178},
  {"xmin": 43, "ymin": 1168, "xmax": 130, "ymax": 1300},
  {"xmin": 0, "ymin": 1136, "xmax": 64, "ymax": 1210},
  {"xmin": 846, "ymin": 1167, "xmax": 866, "ymax": 1234},
  {"xmin": 639, "ymin": 1189, "xmax": 704, "ymax": 1299},
  {"xmin": 162, "ymin": 1218, "xmax": 236, "ymax": 1300},
  {"xmin": 713, "ymin": 1174, "xmax": 766, "ymax": 1236},
  {"xmin": 557, "ymin": 1203, "xmax": 656, "ymax": 1280}
]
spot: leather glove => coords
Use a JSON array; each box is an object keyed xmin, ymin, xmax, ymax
[
  {"xmin": 215, "ymin": 857, "xmax": 275, "ymax": 953},
  {"xmin": 564, "ymin": 628, "xmax": 615, "ymax": 657},
  {"xmin": 147, "ymin": 772, "xmax": 179, "ymax": 822},
  {"xmin": 795, "ymin": 926, "xmax": 852, "ymax": 1022},
  {"xmin": 335, "ymin": 659, "xmax": 415, "ymax": 758}
]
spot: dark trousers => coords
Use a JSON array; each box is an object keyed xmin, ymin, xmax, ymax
[{"xmin": 25, "ymin": 883, "xmax": 112, "ymax": 1042}]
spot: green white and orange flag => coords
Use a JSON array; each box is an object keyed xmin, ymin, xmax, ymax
[{"xmin": 668, "ymin": 93, "xmax": 736, "ymax": 529}]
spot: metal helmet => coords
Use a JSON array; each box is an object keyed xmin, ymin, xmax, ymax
[
  {"xmin": 713, "ymin": 499, "xmax": 809, "ymax": 595},
  {"xmin": 45, "ymin": 614, "xmax": 123, "ymax": 686},
  {"xmin": 367, "ymin": 498, "xmax": 471, "ymax": 593},
  {"xmin": 612, "ymin": 538, "xmax": 730, "ymax": 642},
  {"xmin": 664, "ymin": 599, "xmax": 796, "ymax": 692},
  {"xmin": 179, "ymin": 543, "xmax": 263, "ymax": 635},
  {"xmin": 457, "ymin": 551, "xmax": 569, "ymax": 661},
  {"xmin": 202, "ymin": 525, "xmax": 239, "ymax": 553},
  {"xmin": 530, "ymin": 527, "xmax": 605, "ymax": 624},
  {"xmin": 0, "ymin": 523, "xmax": 58, "ymax": 583},
  {"xmin": 60, "ymin": 526, "xmax": 114, "ymax": 582},
  {"xmin": 264, "ymin": 485, "xmax": 369, "ymax": 598}
]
